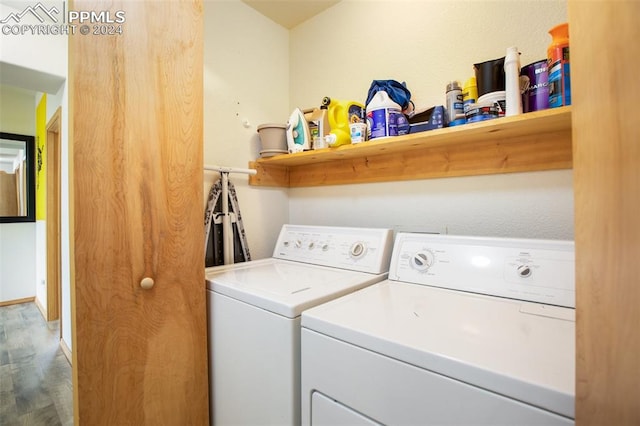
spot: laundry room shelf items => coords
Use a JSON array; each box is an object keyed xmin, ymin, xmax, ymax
[{"xmin": 248, "ymin": 106, "xmax": 572, "ymax": 187}]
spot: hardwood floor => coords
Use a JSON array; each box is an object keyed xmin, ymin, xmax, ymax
[{"xmin": 0, "ymin": 302, "xmax": 73, "ymax": 425}]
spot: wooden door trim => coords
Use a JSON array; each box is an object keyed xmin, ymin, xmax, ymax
[
  {"xmin": 46, "ymin": 107, "xmax": 62, "ymax": 323},
  {"xmin": 570, "ymin": 1, "xmax": 640, "ymax": 423}
]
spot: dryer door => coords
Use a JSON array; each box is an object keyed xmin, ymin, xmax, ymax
[{"xmin": 312, "ymin": 391, "xmax": 380, "ymax": 425}]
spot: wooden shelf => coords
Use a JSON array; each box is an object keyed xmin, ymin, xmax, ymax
[{"xmin": 248, "ymin": 106, "xmax": 572, "ymax": 187}]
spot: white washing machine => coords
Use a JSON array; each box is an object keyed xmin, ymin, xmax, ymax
[
  {"xmin": 301, "ymin": 233, "xmax": 575, "ymax": 425},
  {"xmin": 206, "ymin": 224, "xmax": 394, "ymax": 426}
]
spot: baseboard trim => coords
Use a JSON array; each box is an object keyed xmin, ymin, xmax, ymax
[
  {"xmin": 60, "ymin": 338, "xmax": 72, "ymax": 366},
  {"xmin": 0, "ymin": 297, "xmax": 35, "ymax": 307},
  {"xmin": 34, "ymin": 297, "xmax": 47, "ymax": 320}
]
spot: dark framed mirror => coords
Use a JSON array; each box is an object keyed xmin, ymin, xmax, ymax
[{"xmin": 0, "ymin": 132, "xmax": 36, "ymax": 223}]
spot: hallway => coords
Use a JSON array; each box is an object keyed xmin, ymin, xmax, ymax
[{"xmin": 0, "ymin": 302, "xmax": 73, "ymax": 425}]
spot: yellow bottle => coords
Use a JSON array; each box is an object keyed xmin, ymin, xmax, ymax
[
  {"xmin": 322, "ymin": 97, "xmax": 365, "ymax": 147},
  {"xmin": 462, "ymin": 77, "xmax": 478, "ymax": 111}
]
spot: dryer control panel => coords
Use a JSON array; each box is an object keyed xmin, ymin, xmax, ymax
[
  {"xmin": 389, "ymin": 233, "xmax": 575, "ymax": 308},
  {"xmin": 273, "ymin": 225, "xmax": 394, "ymax": 274}
]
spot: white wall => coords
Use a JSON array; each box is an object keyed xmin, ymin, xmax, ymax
[
  {"xmin": 0, "ymin": 85, "xmax": 37, "ymax": 302},
  {"xmin": 287, "ymin": 0, "xmax": 573, "ymax": 241},
  {"xmin": 0, "ymin": 222, "xmax": 36, "ymax": 300},
  {"xmin": 0, "ymin": 1, "xmax": 67, "ymax": 80},
  {"xmin": 204, "ymin": 0, "xmax": 290, "ymax": 259}
]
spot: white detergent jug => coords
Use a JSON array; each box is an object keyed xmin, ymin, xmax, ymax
[{"xmin": 366, "ymin": 91, "xmax": 403, "ymax": 140}]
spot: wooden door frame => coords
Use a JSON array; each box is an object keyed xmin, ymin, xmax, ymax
[
  {"xmin": 45, "ymin": 107, "xmax": 61, "ymax": 325},
  {"xmin": 570, "ymin": 1, "xmax": 640, "ymax": 423}
]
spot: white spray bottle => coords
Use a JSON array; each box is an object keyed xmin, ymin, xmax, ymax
[{"xmin": 504, "ymin": 46, "xmax": 523, "ymax": 116}]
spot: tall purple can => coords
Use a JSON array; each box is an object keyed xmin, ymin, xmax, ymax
[{"xmin": 521, "ymin": 60, "xmax": 549, "ymax": 113}]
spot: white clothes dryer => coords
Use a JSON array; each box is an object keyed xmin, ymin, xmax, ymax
[
  {"xmin": 206, "ymin": 224, "xmax": 394, "ymax": 426},
  {"xmin": 301, "ymin": 233, "xmax": 575, "ymax": 425}
]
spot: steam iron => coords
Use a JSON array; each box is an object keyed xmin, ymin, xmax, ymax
[{"xmin": 286, "ymin": 108, "xmax": 310, "ymax": 153}]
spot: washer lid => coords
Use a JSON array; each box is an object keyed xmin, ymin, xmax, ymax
[
  {"xmin": 206, "ymin": 259, "xmax": 387, "ymax": 318},
  {"xmin": 301, "ymin": 280, "xmax": 575, "ymax": 419}
]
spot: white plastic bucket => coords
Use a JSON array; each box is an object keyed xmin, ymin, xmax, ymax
[{"xmin": 478, "ymin": 91, "xmax": 506, "ymax": 117}]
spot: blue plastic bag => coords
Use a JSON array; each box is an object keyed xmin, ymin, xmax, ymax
[{"xmin": 366, "ymin": 80, "xmax": 413, "ymax": 112}]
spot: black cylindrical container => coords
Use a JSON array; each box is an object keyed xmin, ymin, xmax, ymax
[{"xmin": 474, "ymin": 57, "xmax": 506, "ymax": 98}]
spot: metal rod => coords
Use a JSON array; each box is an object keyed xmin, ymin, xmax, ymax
[
  {"xmin": 204, "ymin": 164, "xmax": 257, "ymax": 175},
  {"xmin": 220, "ymin": 172, "xmax": 233, "ymax": 265}
]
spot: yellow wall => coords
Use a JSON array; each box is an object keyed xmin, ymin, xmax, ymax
[{"xmin": 36, "ymin": 94, "xmax": 46, "ymax": 220}]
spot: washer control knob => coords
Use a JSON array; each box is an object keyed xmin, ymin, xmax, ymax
[
  {"xmin": 350, "ymin": 242, "xmax": 366, "ymax": 259},
  {"xmin": 411, "ymin": 251, "xmax": 434, "ymax": 272},
  {"xmin": 308, "ymin": 242, "xmax": 315, "ymax": 250},
  {"xmin": 517, "ymin": 265, "xmax": 532, "ymax": 278},
  {"xmin": 322, "ymin": 244, "xmax": 330, "ymax": 252},
  {"xmin": 294, "ymin": 240, "xmax": 302, "ymax": 248}
]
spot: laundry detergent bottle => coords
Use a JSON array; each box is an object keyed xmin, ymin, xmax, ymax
[
  {"xmin": 322, "ymin": 97, "xmax": 365, "ymax": 147},
  {"xmin": 366, "ymin": 91, "xmax": 402, "ymax": 139}
]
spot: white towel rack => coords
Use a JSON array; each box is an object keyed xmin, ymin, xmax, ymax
[
  {"xmin": 204, "ymin": 165, "xmax": 258, "ymax": 176},
  {"xmin": 204, "ymin": 164, "xmax": 256, "ymax": 265}
]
